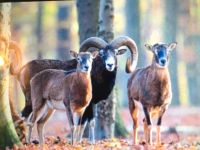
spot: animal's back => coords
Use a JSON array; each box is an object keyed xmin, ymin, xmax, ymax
[{"xmin": 18, "ymin": 59, "xmax": 77, "ymax": 91}]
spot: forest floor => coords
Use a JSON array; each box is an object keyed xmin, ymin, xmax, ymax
[{"xmin": 11, "ymin": 106, "xmax": 200, "ymax": 150}]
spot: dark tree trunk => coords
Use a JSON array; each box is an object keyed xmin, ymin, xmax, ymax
[
  {"xmin": 96, "ymin": 0, "xmax": 115, "ymax": 139},
  {"xmin": 164, "ymin": 0, "xmax": 180, "ymax": 105},
  {"xmin": 76, "ymin": 0, "xmax": 100, "ymax": 137},
  {"xmin": 57, "ymin": 2, "xmax": 71, "ymax": 60},
  {"xmin": 76, "ymin": 0, "xmax": 100, "ymax": 43}
]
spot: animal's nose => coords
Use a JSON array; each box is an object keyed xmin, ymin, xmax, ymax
[
  {"xmin": 160, "ymin": 59, "xmax": 166, "ymax": 65},
  {"xmin": 84, "ymin": 65, "xmax": 89, "ymax": 70},
  {"xmin": 107, "ymin": 64, "xmax": 113, "ymax": 68}
]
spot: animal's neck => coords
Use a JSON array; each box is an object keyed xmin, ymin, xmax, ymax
[
  {"xmin": 76, "ymin": 71, "xmax": 90, "ymax": 78},
  {"xmin": 150, "ymin": 63, "xmax": 170, "ymax": 80}
]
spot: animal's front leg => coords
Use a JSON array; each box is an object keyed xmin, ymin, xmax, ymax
[
  {"xmin": 65, "ymin": 106, "xmax": 74, "ymax": 145},
  {"xmin": 73, "ymin": 112, "xmax": 83, "ymax": 144},
  {"xmin": 89, "ymin": 118, "xmax": 95, "ymax": 144},
  {"xmin": 143, "ymin": 106, "xmax": 152, "ymax": 145},
  {"xmin": 156, "ymin": 109, "xmax": 166, "ymax": 145},
  {"xmin": 129, "ymin": 99, "xmax": 139, "ymax": 145},
  {"xmin": 77, "ymin": 120, "xmax": 87, "ymax": 142},
  {"xmin": 143, "ymin": 118, "xmax": 148, "ymax": 143}
]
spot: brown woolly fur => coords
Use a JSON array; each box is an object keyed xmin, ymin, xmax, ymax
[
  {"xmin": 127, "ymin": 42, "xmax": 176, "ymax": 145},
  {"xmin": 128, "ymin": 66, "xmax": 172, "ymax": 107},
  {"xmin": 31, "ymin": 70, "xmax": 92, "ymax": 115},
  {"xmin": 27, "ymin": 51, "xmax": 96, "ymax": 145}
]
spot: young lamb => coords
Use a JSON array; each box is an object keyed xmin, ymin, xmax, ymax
[
  {"xmin": 127, "ymin": 42, "xmax": 177, "ymax": 145},
  {"xmin": 27, "ymin": 50, "xmax": 98, "ymax": 145}
]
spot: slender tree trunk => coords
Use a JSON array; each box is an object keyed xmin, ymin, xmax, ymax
[
  {"xmin": 36, "ymin": 2, "xmax": 43, "ymax": 59},
  {"xmin": 76, "ymin": 0, "xmax": 100, "ymax": 43},
  {"xmin": 164, "ymin": 0, "xmax": 180, "ymax": 105},
  {"xmin": 76, "ymin": 0, "xmax": 100, "ymax": 137},
  {"xmin": 57, "ymin": 2, "xmax": 71, "ymax": 60},
  {"xmin": 98, "ymin": 0, "xmax": 114, "ymax": 42},
  {"xmin": 0, "ymin": 3, "xmax": 22, "ymax": 149},
  {"xmin": 126, "ymin": 0, "xmax": 147, "ymax": 67},
  {"xmin": 96, "ymin": 0, "xmax": 115, "ymax": 139}
]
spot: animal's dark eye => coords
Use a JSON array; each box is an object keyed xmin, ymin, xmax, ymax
[{"xmin": 77, "ymin": 57, "xmax": 81, "ymax": 61}]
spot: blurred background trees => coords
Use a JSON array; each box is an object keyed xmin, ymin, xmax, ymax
[
  {"xmin": 57, "ymin": 2, "xmax": 72, "ymax": 60},
  {"xmin": 7, "ymin": 0, "xmax": 200, "ymax": 142}
]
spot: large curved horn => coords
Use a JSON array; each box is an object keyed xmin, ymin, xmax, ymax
[
  {"xmin": 79, "ymin": 37, "xmax": 108, "ymax": 52},
  {"xmin": 110, "ymin": 36, "xmax": 138, "ymax": 73}
]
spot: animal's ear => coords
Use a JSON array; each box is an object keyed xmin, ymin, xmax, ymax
[
  {"xmin": 116, "ymin": 48, "xmax": 127, "ymax": 55},
  {"xmin": 145, "ymin": 44, "xmax": 153, "ymax": 52},
  {"xmin": 168, "ymin": 42, "xmax": 177, "ymax": 51},
  {"xmin": 70, "ymin": 50, "xmax": 78, "ymax": 58},
  {"xmin": 91, "ymin": 51, "xmax": 99, "ymax": 59}
]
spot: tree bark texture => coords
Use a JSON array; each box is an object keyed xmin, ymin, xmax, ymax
[
  {"xmin": 96, "ymin": 0, "xmax": 115, "ymax": 139},
  {"xmin": 0, "ymin": 3, "xmax": 22, "ymax": 149},
  {"xmin": 76, "ymin": 0, "xmax": 100, "ymax": 43},
  {"xmin": 76, "ymin": 0, "xmax": 100, "ymax": 137}
]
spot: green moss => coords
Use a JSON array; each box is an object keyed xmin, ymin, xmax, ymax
[{"xmin": 0, "ymin": 120, "xmax": 21, "ymax": 150}]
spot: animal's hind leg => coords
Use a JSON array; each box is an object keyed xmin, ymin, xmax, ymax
[
  {"xmin": 129, "ymin": 99, "xmax": 139, "ymax": 145},
  {"xmin": 26, "ymin": 112, "xmax": 33, "ymax": 144},
  {"xmin": 27, "ymin": 99, "xmax": 47, "ymax": 144},
  {"xmin": 37, "ymin": 107, "xmax": 55, "ymax": 144},
  {"xmin": 21, "ymin": 91, "xmax": 32, "ymax": 118}
]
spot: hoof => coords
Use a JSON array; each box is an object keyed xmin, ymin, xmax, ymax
[{"xmin": 32, "ymin": 140, "xmax": 39, "ymax": 145}]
